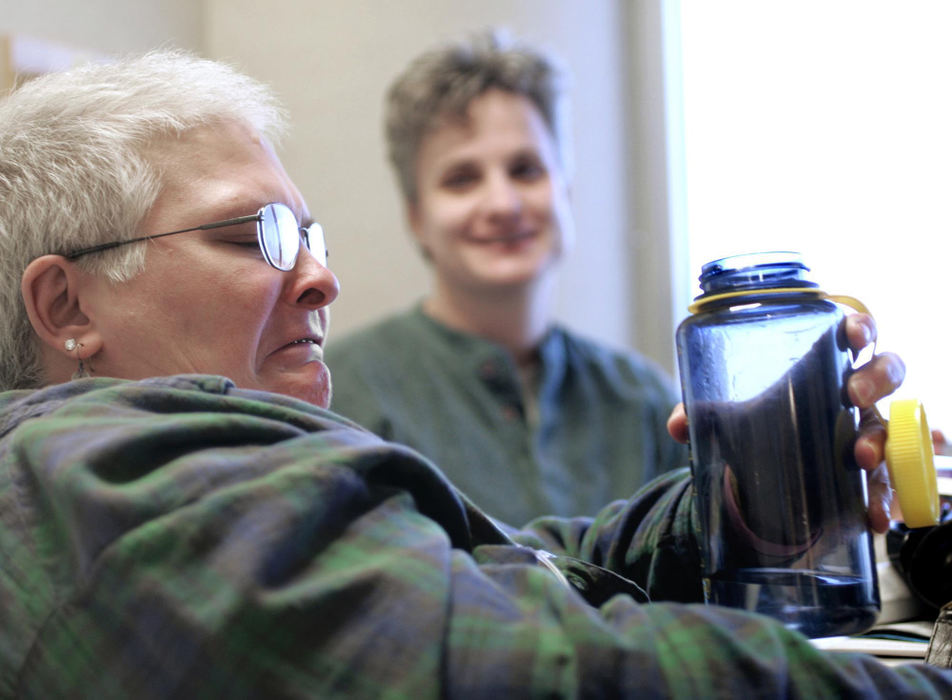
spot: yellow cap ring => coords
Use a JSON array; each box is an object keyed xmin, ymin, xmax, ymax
[{"xmin": 885, "ymin": 399, "xmax": 940, "ymax": 528}]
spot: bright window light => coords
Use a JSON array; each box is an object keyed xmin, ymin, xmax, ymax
[{"xmin": 678, "ymin": 0, "xmax": 952, "ymax": 435}]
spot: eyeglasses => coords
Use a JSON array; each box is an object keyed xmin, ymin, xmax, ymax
[{"xmin": 62, "ymin": 202, "xmax": 326, "ymax": 271}]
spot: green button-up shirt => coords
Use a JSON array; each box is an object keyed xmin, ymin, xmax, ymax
[{"xmin": 327, "ymin": 305, "xmax": 688, "ymax": 524}]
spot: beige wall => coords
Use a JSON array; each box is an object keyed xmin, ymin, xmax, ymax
[{"xmin": 0, "ymin": 0, "xmax": 202, "ymax": 57}]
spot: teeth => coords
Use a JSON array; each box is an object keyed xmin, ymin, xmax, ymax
[{"xmin": 290, "ymin": 339, "xmax": 316, "ymax": 345}]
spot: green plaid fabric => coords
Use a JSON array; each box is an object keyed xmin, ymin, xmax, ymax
[
  {"xmin": 1, "ymin": 375, "xmax": 949, "ymax": 697},
  {"xmin": 327, "ymin": 304, "xmax": 688, "ymax": 524}
]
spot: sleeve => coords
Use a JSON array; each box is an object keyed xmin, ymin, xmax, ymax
[
  {"xmin": 324, "ymin": 332, "xmax": 399, "ymax": 441},
  {"xmin": 603, "ymin": 340, "xmax": 688, "ymax": 477},
  {"xmin": 4, "ymin": 380, "xmax": 951, "ymax": 698},
  {"xmin": 513, "ymin": 468, "xmax": 705, "ymax": 603},
  {"xmin": 621, "ymin": 350, "xmax": 690, "ymax": 477}
]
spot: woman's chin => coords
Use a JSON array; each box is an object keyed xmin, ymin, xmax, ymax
[
  {"xmin": 471, "ymin": 252, "xmax": 559, "ymax": 289},
  {"xmin": 259, "ymin": 362, "xmax": 332, "ymax": 408}
]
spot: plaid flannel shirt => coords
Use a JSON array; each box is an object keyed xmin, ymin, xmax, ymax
[{"xmin": 1, "ymin": 375, "xmax": 949, "ymax": 698}]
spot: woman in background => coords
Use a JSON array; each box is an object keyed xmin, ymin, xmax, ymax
[{"xmin": 327, "ymin": 31, "xmax": 686, "ymax": 524}]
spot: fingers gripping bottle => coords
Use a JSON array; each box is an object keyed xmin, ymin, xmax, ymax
[{"xmin": 675, "ymin": 252, "xmax": 877, "ymax": 638}]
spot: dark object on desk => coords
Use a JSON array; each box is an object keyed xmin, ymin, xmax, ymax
[
  {"xmin": 887, "ymin": 509, "xmax": 952, "ymax": 611},
  {"xmin": 925, "ymin": 602, "xmax": 952, "ymax": 668}
]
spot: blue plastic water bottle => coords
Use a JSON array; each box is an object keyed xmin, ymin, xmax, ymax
[{"xmin": 676, "ymin": 251, "xmax": 880, "ymax": 638}]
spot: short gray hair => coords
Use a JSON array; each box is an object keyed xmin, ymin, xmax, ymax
[
  {"xmin": 385, "ymin": 29, "xmax": 571, "ymax": 204},
  {"xmin": 0, "ymin": 49, "xmax": 286, "ymax": 390}
]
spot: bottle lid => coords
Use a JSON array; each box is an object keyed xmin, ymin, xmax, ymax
[
  {"xmin": 885, "ymin": 399, "xmax": 940, "ymax": 528},
  {"xmin": 698, "ymin": 251, "xmax": 817, "ymax": 295},
  {"xmin": 688, "ymin": 251, "xmax": 828, "ymax": 313}
]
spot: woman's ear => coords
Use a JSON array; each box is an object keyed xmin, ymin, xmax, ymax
[
  {"xmin": 20, "ymin": 256, "xmax": 103, "ymax": 360},
  {"xmin": 406, "ymin": 200, "xmax": 433, "ymax": 261},
  {"xmin": 406, "ymin": 199, "xmax": 424, "ymax": 241}
]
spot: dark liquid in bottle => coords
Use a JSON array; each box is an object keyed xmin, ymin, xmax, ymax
[
  {"xmin": 707, "ymin": 568, "xmax": 879, "ymax": 638},
  {"xmin": 685, "ymin": 326, "xmax": 879, "ymax": 638}
]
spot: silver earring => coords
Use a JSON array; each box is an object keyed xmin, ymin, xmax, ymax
[
  {"xmin": 72, "ymin": 358, "xmax": 89, "ymax": 380},
  {"xmin": 65, "ymin": 339, "xmax": 90, "ymax": 380}
]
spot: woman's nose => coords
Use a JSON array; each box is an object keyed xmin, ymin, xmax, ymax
[
  {"xmin": 288, "ymin": 245, "xmax": 340, "ymax": 308},
  {"xmin": 482, "ymin": 172, "xmax": 522, "ymax": 219}
]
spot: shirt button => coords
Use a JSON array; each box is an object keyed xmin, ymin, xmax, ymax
[{"xmin": 502, "ymin": 405, "xmax": 520, "ymax": 421}]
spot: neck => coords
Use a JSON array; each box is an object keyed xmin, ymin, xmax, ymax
[{"xmin": 423, "ymin": 277, "xmax": 554, "ymax": 365}]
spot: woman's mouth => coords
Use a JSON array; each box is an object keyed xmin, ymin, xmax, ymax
[{"xmin": 467, "ymin": 229, "xmax": 536, "ymax": 245}]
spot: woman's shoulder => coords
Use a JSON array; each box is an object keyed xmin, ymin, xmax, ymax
[
  {"xmin": 551, "ymin": 326, "xmax": 665, "ymax": 374},
  {"xmin": 327, "ymin": 304, "xmax": 488, "ymax": 375},
  {"xmin": 548, "ymin": 326, "xmax": 679, "ymax": 402},
  {"xmin": 1, "ymin": 375, "xmax": 357, "ymax": 438},
  {"xmin": 326, "ymin": 307, "xmax": 429, "ymax": 360}
]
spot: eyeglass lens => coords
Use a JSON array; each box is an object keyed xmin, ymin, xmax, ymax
[{"xmin": 258, "ymin": 203, "xmax": 326, "ymax": 271}]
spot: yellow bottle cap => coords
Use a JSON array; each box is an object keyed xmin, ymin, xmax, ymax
[{"xmin": 885, "ymin": 399, "xmax": 940, "ymax": 528}]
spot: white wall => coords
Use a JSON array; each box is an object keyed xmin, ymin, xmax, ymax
[
  {"xmin": 0, "ymin": 0, "xmax": 202, "ymax": 55},
  {"xmin": 205, "ymin": 0, "xmax": 663, "ymax": 365}
]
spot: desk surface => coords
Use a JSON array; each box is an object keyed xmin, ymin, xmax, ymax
[{"xmin": 811, "ymin": 619, "xmax": 934, "ymax": 665}]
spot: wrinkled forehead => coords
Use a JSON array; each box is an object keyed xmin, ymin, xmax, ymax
[
  {"xmin": 144, "ymin": 119, "xmax": 276, "ymax": 179},
  {"xmin": 139, "ymin": 119, "xmax": 306, "ymax": 228}
]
